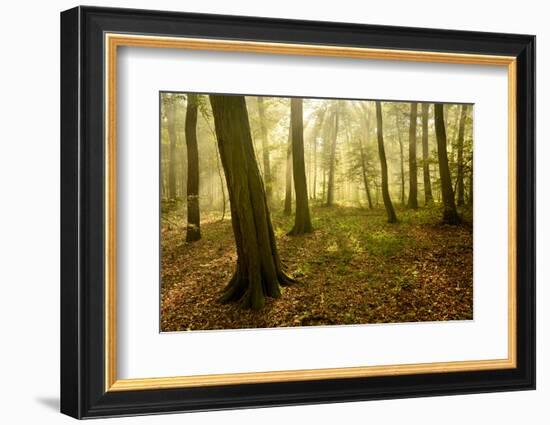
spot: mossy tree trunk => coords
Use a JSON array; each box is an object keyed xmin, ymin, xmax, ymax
[
  {"xmin": 209, "ymin": 94, "xmax": 296, "ymax": 309},
  {"xmin": 421, "ymin": 103, "xmax": 433, "ymax": 205},
  {"xmin": 434, "ymin": 103, "xmax": 461, "ymax": 224},
  {"xmin": 456, "ymin": 104, "xmax": 467, "ymax": 207},
  {"xmin": 288, "ymin": 98, "xmax": 313, "ymax": 235},
  {"xmin": 185, "ymin": 94, "xmax": 201, "ymax": 242},
  {"xmin": 375, "ymin": 101, "xmax": 398, "ymax": 223}
]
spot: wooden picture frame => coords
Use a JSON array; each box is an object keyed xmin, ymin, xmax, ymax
[{"xmin": 60, "ymin": 5, "xmax": 535, "ymax": 419}]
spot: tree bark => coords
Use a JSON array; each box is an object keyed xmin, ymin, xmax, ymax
[
  {"xmin": 283, "ymin": 124, "xmax": 292, "ymax": 215},
  {"xmin": 456, "ymin": 104, "xmax": 467, "ymax": 207},
  {"xmin": 407, "ymin": 102, "xmax": 418, "ymax": 209},
  {"xmin": 375, "ymin": 101, "xmax": 398, "ymax": 223},
  {"xmin": 356, "ymin": 105, "xmax": 373, "ymax": 209},
  {"xmin": 209, "ymin": 94, "xmax": 296, "ymax": 309},
  {"xmin": 311, "ymin": 109, "xmax": 326, "ymax": 201},
  {"xmin": 166, "ymin": 96, "xmax": 177, "ymax": 200},
  {"xmin": 394, "ymin": 111, "xmax": 405, "ymax": 206},
  {"xmin": 421, "ymin": 103, "xmax": 433, "ymax": 205},
  {"xmin": 257, "ymin": 97, "xmax": 272, "ymax": 201},
  {"xmin": 185, "ymin": 94, "xmax": 201, "ymax": 242},
  {"xmin": 326, "ymin": 103, "xmax": 339, "ymax": 206},
  {"xmin": 468, "ymin": 153, "xmax": 474, "ymax": 206},
  {"xmin": 434, "ymin": 103, "xmax": 461, "ymax": 224},
  {"xmin": 359, "ymin": 136, "xmax": 373, "ymax": 209},
  {"xmin": 288, "ymin": 98, "xmax": 313, "ymax": 235}
]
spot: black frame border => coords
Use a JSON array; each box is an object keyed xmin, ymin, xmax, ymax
[{"xmin": 61, "ymin": 6, "xmax": 535, "ymax": 419}]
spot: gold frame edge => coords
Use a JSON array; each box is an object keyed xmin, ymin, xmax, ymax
[{"xmin": 104, "ymin": 33, "xmax": 518, "ymax": 392}]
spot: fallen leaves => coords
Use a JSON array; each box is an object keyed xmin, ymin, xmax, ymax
[{"xmin": 160, "ymin": 205, "xmax": 473, "ymax": 331}]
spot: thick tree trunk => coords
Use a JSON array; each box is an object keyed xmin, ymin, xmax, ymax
[
  {"xmin": 166, "ymin": 97, "xmax": 177, "ymax": 200},
  {"xmin": 209, "ymin": 94, "xmax": 296, "ymax": 309},
  {"xmin": 288, "ymin": 98, "xmax": 313, "ymax": 235},
  {"xmin": 283, "ymin": 125, "xmax": 292, "ymax": 215},
  {"xmin": 257, "ymin": 97, "xmax": 272, "ymax": 201},
  {"xmin": 407, "ymin": 102, "xmax": 418, "ymax": 209},
  {"xmin": 421, "ymin": 103, "xmax": 433, "ymax": 205},
  {"xmin": 456, "ymin": 104, "xmax": 467, "ymax": 207},
  {"xmin": 326, "ymin": 104, "xmax": 339, "ymax": 206},
  {"xmin": 395, "ymin": 112, "xmax": 405, "ymax": 206},
  {"xmin": 375, "ymin": 101, "xmax": 398, "ymax": 223},
  {"xmin": 434, "ymin": 103, "xmax": 461, "ymax": 224},
  {"xmin": 185, "ymin": 94, "xmax": 201, "ymax": 242}
]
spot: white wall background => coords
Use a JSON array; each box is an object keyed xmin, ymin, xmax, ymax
[{"xmin": 0, "ymin": 0, "xmax": 544, "ymax": 423}]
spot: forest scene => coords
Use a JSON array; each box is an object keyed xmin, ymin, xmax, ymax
[{"xmin": 160, "ymin": 92, "xmax": 474, "ymax": 332}]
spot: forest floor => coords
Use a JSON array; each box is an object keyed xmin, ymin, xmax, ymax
[{"xmin": 160, "ymin": 203, "xmax": 473, "ymax": 332}]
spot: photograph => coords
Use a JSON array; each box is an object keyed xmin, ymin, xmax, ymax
[
  {"xmin": 58, "ymin": 5, "xmax": 536, "ymax": 419},
  {"xmin": 160, "ymin": 93, "xmax": 474, "ymax": 331}
]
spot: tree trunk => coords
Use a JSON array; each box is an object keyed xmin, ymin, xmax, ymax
[
  {"xmin": 434, "ymin": 103, "xmax": 461, "ymax": 224},
  {"xmin": 395, "ymin": 111, "xmax": 405, "ymax": 206},
  {"xmin": 326, "ymin": 104, "xmax": 339, "ymax": 206},
  {"xmin": 257, "ymin": 97, "xmax": 272, "ymax": 201},
  {"xmin": 311, "ymin": 109, "xmax": 326, "ymax": 201},
  {"xmin": 356, "ymin": 108, "xmax": 373, "ymax": 209},
  {"xmin": 359, "ymin": 136, "xmax": 373, "ymax": 209},
  {"xmin": 456, "ymin": 104, "xmax": 467, "ymax": 207},
  {"xmin": 375, "ymin": 101, "xmax": 398, "ymax": 223},
  {"xmin": 288, "ymin": 98, "xmax": 313, "ymax": 235},
  {"xmin": 209, "ymin": 94, "xmax": 296, "ymax": 309},
  {"xmin": 166, "ymin": 96, "xmax": 177, "ymax": 200},
  {"xmin": 407, "ymin": 102, "xmax": 418, "ymax": 209},
  {"xmin": 421, "ymin": 103, "xmax": 433, "ymax": 205},
  {"xmin": 283, "ymin": 124, "xmax": 292, "ymax": 215},
  {"xmin": 468, "ymin": 153, "xmax": 474, "ymax": 206},
  {"xmin": 185, "ymin": 94, "xmax": 201, "ymax": 242}
]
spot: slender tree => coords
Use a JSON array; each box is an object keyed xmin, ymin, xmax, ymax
[
  {"xmin": 283, "ymin": 124, "xmax": 292, "ymax": 215},
  {"xmin": 407, "ymin": 102, "xmax": 418, "ymax": 209},
  {"xmin": 288, "ymin": 98, "xmax": 313, "ymax": 235},
  {"xmin": 209, "ymin": 94, "xmax": 296, "ymax": 309},
  {"xmin": 311, "ymin": 108, "xmax": 326, "ymax": 200},
  {"xmin": 394, "ymin": 108, "xmax": 406, "ymax": 206},
  {"xmin": 326, "ymin": 102, "xmax": 340, "ymax": 206},
  {"xmin": 185, "ymin": 94, "xmax": 201, "ymax": 242},
  {"xmin": 421, "ymin": 103, "xmax": 433, "ymax": 205},
  {"xmin": 375, "ymin": 101, "xmax": 398, "ymax": 223},
  {"xmin": 456, "ymin": 104, "xmax": 468, "ymax": 207},
  {"xmin": 256, "ymin": 97, "xmax": 272, "ymax": 201},
  {"xmin": 359, "ymin": 135, "xmax": 373, "ymax": 209},
  {"xmin": 355, "ymin": 104, "xmax": 373, "ymax": 209},
  {"xmin": 434, "ymin": 103, "xmax": 460, "ymax": 224},
  {"xmin": 166, "ymin": 95, "xmax": 178, "ymax": 200}
]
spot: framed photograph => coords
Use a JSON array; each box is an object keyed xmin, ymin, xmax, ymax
[{"xmin": 60, "ymin": 6, "xmax": 535, "ymax": 419}]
